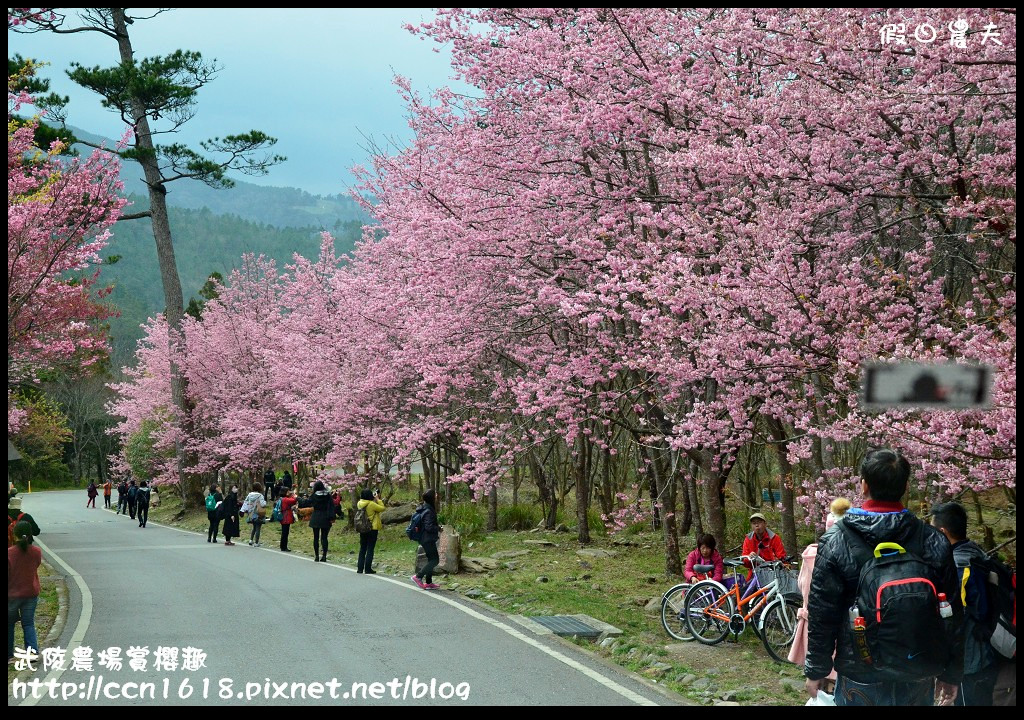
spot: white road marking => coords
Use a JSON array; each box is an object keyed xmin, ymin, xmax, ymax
[
  {"xmin": 22, "ymin": 501, "xmax": 661, "ymax": 706},
  {"xmin": 19, "ymin": 538, "xmax": 94, "ymax": 707}
]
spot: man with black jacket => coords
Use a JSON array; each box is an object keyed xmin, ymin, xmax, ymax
[
  {"xmin": 804, "ymin": 448, "xmax": 964, "ymax": 705},
  {"xmin": 931, "ymin": 501, "xmax": 999, "ymax": 706}
]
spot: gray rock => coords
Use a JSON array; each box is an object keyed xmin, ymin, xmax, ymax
[
  {"xmin": 484, "ymin": 593, "xmax": 500, "ymax": 600},
  {"xmin": 713, "ymin": 701, "xmax": 740, "ymax": 707},
  {"xmin": 381, "ymin": 502, "xmax": 418, "ymax": 525},
  {"xmin": 502, "ymin": 562, "xmax": 519, "ymax": 571},
  {"xmin": 555, "ymin": 523, "xmax": 570, "ymax": 532},
  {"xmin": 464, "ymin": 588, "xmax": 483, "ymax": 598},
  {"xmin": 678, "ymin": 674, "xmax": 697, "ymax": 686},
  {"xmin": 644, "ymin": 597, "xmax": 663, "ymax": 613},
  {"xmin": 663, "ymin": 644, "xmax": 690, "ymax": 655},
  {"xmin": 721, "ymin": 690, "xmax": 739, "ymax": 702},
  {"xmin": 460, "ymin": 557, "xmax": 499, "ymax": 573},
  {"xmin": 611, "ymin": 537, "xmax": 641, "ymax": 547},
  {"xmin": 642, "ymin": 663, "xmax": 672, "ymax": 678},
  {"xmin": 576, "ymin": 548, "xmax": 617, "ymax": 559},
  {"xmin": 524, "ymin": 540, "xmax": 556, "ymax": 547},
  {"xmin": 536, "ymin": 576, "xmax": 549, "ymax": 583},
  {"xmin": 599, "ymin": 637, "xmax": 617, "ymax": 649},
  {"xmin": 706, "ymin": 667, "xmax": 721, "ymax": 677},
  {"xmin": 691, "ymin": 678, "xmax": 712, "ymax": 691}
]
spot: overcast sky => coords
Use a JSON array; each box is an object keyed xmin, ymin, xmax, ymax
[{"xmin": 8, "ymin": 8, "xmax": 463, "ymax": 197}]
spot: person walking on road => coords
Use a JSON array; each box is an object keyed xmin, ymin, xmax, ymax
[
  {"xmin": 411, "ymin": 489, "xmax": 441, "ymax": 590},
  {"xmin": 8, "ymin": 520, "xmax": 41, "ymax": 663},
  {"xmin": 220, "ymin": 485, "xmax": 241, "ymax": 546},
  {"xmin": 356, "ymin": 487, "xmax": 386, "ymax": 574},
  {"xmin": 136, "ymin": 480, "xmax": 152, "ymax": 528},
  {"xmin": 86, "ymin": 481, "xmax": 98, "ymax": 509},
  {"xmin": 127, "ymin": 480, "xmax": 138, "ymax": 520},
  {"xmin": 116, "ymin": 479, "xmax": 127, "ymax": 515},
  {"xmin": 206, "ymin": 483, "xmax": 223, "ymax": 543}
]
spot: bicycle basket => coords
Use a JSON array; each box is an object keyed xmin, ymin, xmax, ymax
[{"xmin": 756, "ymin": 565, "xmax": 801, "ymax": 602}]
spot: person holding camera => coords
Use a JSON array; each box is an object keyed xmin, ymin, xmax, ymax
[{"xmin": 355, "ymin": 488, "xmax": 386, "ymax": 574}]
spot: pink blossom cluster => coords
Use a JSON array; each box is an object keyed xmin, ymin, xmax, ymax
[{"xmin": 8, "ymin": 107, "xmax": 126, "ymax": 392}]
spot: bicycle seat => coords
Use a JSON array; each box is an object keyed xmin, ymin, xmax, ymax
[
  {"xmin": 723, "ymin": 557, "xmax": 745, "ymax": 568},
  {"xmin": 693, "ymin": 564, "xmax": 714, "ymax": 574}
]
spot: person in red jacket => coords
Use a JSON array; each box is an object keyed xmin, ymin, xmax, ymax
[
  {"xmin": 741, "ymin": 512, "xmax": 787, "ymax": 580},
  {"xmin": 8, "ymin": 519, "xmax": 41, "ymax": 662},
  {"xmin": 279, "ymin": 489, "xmax": 298, "ymax": 553}
]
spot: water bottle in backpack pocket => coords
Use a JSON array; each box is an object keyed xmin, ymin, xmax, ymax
[{"xmin": 839, "ymin": 527, "xmax": 951, "ymax": 681}]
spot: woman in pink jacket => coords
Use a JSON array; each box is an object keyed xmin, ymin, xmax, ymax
[{"xmin": 684, "ymin": 533, "xmax": 724, "ymax": 584}]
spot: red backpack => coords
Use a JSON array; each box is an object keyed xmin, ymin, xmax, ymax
[{"xmin": 8, "ymin": 512, "xmax": 25, "ymax": 547}]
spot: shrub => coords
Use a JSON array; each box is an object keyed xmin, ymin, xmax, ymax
[{"xmin": 498, "ymin": 504, "xmax": 541, "ymax": 530}]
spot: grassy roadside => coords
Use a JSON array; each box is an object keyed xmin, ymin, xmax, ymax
[{"xmin": 146, "ymin": 491, "xmax": 807, "ymax": 705}]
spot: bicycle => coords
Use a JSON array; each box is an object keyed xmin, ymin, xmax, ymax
[
  {"xmin": 660, "ymin": 563, "xmax": 721, "ymax": 641},
  {"xmin": 684, "ymin": 554, "xmax": 801, "ymax": 663}
]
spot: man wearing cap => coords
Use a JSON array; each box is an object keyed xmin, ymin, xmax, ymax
[
  {"xmin": 8, "ymin": 496, "xmax": 41, "ymax": 541},
  {"xmin": 742, "ymin": 512, "xmax": 787, "ymax": 579}
]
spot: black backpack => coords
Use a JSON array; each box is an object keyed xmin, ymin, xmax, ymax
[
  {"xmin": 839, "ymin": 521, "xmax": 950, "ymax": 681},
  {"xmin": 958, "ymin": 551, "xmax": 1017, "ymax": 660},
  {"xmin": 406, "ymin": 507, "xmax": 426, "ymax": 542}
]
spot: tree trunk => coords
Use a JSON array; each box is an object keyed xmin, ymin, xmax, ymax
[
  {"xmin": 644, "ymin": 443, "xmax": 682, "ymax": 576},
  {"xmin": 678, "ymin": 469, "xmax": 692, "ymax": 537},
  {"xmin": 112, "ymin": 9, "xmax": 196, "ymax": 505},
  {"xmin": 767, "ymin": 418, "xmax": 798, "ymax": 556},
  {"xmin": 487, "ymin": 484, "xmax": 498, "ymax": 532},
  {"xmin": 512, "ymin": 464, "xmax": 520, "ymax": 507},
  {"xmin": 575, "ymin": 435, "xmax": 592, "ymax": 544},
  {"xmin": 598, "ymin": 446, "xmax": 614, "ymax": 517},
  {"xmin": 687, "ymin": 459, "xmax": 704, "ymax": 539},
  {"xmin": 530, "ymin": 449, "xmax": 557, "ymax": 530}
]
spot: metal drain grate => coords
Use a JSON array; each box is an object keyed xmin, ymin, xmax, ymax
[{"xmin": 527, "ymin": 615, "xmax": 604, "ymax": 638}]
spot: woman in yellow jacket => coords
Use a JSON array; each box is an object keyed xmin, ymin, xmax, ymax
[{"xmin": 356, "ymin": 488, "xmax": 386, "ymax": 574}]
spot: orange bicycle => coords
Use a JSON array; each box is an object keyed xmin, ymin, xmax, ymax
[{"xmin": 684, "ymin": 554, "xmax": 801, "ymax": 662}]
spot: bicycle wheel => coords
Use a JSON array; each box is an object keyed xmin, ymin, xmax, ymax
[
  {"xmin": 661, "ymin": 584, "xmax": 694, "ymax": 641},
  {"xmin": 760, "ymin": 596, "xmax": 799, "ymax": 663},
  {"xmin": 684, "ymin": 580, "xmax": 732, "ymax": 645}
]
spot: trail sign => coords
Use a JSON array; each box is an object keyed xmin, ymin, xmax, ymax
[{"xmin": 861, "ymin": 361, "xmax": 992, "ymax": 410}]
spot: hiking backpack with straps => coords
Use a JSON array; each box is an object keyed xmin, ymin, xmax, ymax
[
  {"xmin": 354, "ymin": 505, "xmax": 373, "ymax": 533},
  {"xmin": 838, "ymin": 521, "xmax": 951, "ymax": 681},
  {"xmin": 957, "ymin": 549, "xmax": 1017, "ymax": 660}
]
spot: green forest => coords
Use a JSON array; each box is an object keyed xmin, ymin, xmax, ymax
[{"xmin": 100, "ymin": 198, "xmax": 364, "ymax": 367}]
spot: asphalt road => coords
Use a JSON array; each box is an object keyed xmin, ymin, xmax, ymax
[{"xmin": 10, "ymin": 490, "xmax": 679, "ymax": 706}]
